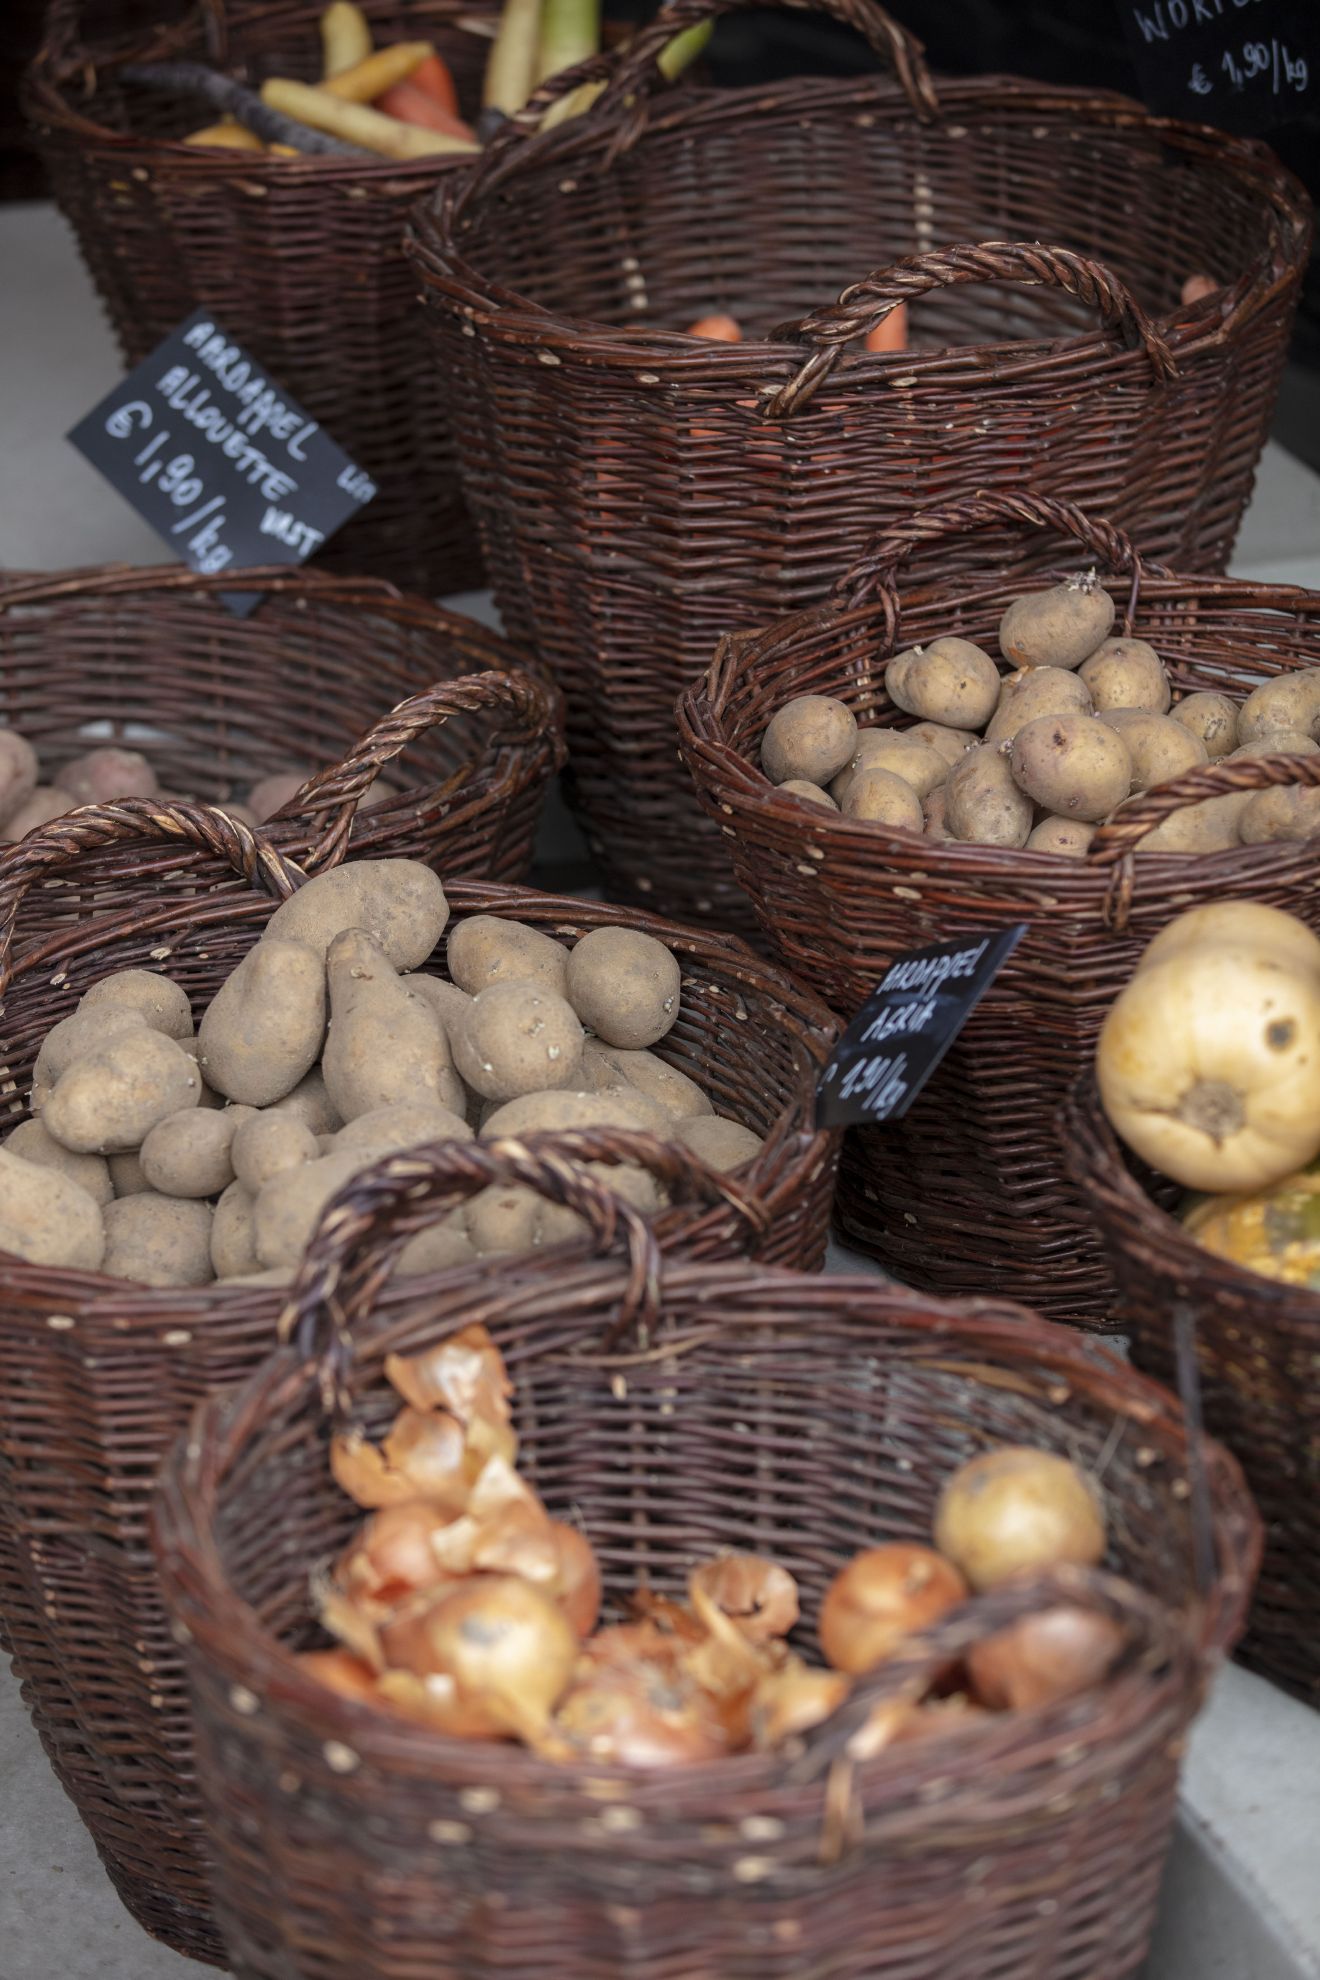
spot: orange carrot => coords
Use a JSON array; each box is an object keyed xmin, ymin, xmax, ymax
[
  {"xmin": 375, "ymin": 80, "xmax": 475, "ymax": 139},
  {"xmin": 865, "ymin": 303, "xmax": 907, "ymax": 353},
  {"xmin": 688, "ymin": 313, "xmax": 742, "ymax": 342},
  {"xmin": 407, "ymin": 50, "xmax": 460, "ymax": 115}
]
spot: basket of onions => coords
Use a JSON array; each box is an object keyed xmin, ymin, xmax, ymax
[{"xmin": 153, "ymin": 1130, "xmax": 1260, "ymax": 1980}]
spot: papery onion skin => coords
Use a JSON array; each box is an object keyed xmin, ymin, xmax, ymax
[
  {"xmin": 384, "ymin": 1324, "xmax": 513, "ymax": 1426},
  {"xmin": 820, "ymin": 1544, "xmax": 968, "ymax": 1674},
  {"xmin": 967, "ymin": 1605, "xmax": 1128, "ymax": 1711},
  {"xmin": 338, "ymin": 1501, "xmax": 465, "ymax": 1607},
  {"xmin": 691, "ymin": 1554, "xmax": 800, "ymax": 1641},
  {"xmin": 393, "ymin": 1574, "xmax": 579, "ymax": 1735},
  {"xmin": 297, "ymin": 1649, "xmax": 380, "ymax": 1702},
  {"xmin": 380, "ymin": 1407, "xmax": 472, "ymax": 1513},
  {"xmin": 374, "ymin": 1668, "xmax": 505, "ymax": 1738},
  {"xmin": 554, "ymin": 1663, "xmax": 729, "ymax": 1767},
  {"xmin": 934, "ymin": 1448, "xmax": 1107, "ymax": 1592},
  {"xmin": 749, "ymin": 1657, "xmax": 851, "ymax": 1749},
  {"xmin": 330, "ymin": 1430, "xmax": 426, "ymax": 1510}
]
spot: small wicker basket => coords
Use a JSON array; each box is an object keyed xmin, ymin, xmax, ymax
[
  {"xmin": 1063, "ymin": 1076, "xmax": 1319, "ymax": 1708},
  {"xmin": 0, "ymin": 807, "xmax": 839, "ymax": 1964},
  {"xmin": 152, "ymin": 1130, "xmax": 1259, "ymax": 1980},
  {"xmin": 679, "ymin": 491, "xmax": 1320, "ymax": 1327}
]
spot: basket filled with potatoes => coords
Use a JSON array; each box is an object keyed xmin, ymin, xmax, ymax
[
  {"xmin": 679, "ymin": 489, "xmax": 1320, "ymax": 1327},
  {"xmin": 0, "ymin": 563, "xmax": 563, "ymax": 944},
  {"xmin": 0, "ymin": 801, "xmax": 838, "ymax": 1959}
]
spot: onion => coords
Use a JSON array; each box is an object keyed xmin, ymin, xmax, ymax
[
  {"xmin": 554, "ymin": 1662, "xmax": 729, "ymax": 1767},
  {"xmin": 386, "ymin": 1575, "xmax": 579, "ymax": 1738},
  {"xmin": 381, "ymin": 1408, "xmax": 472, "ymax": 1512},
  {"xmin": 338, "ymin": 1502, "xmax": 465, "ymax": 1609},
  {"xmin": 749, "ymin": 1657, "xmax": 851, "ymax": 1749},
  {"xmin": 468, "ymin": 1452, "xmax": 542, "ymax": 1520},
  {"xmin": 819, "ymin": 1544, "xmax": 968, "ymax": 1674},
  {"xmin": 315, "ymin": 1580, "xmax": 385, "ymax": 1672},
  {"xmin": 548, "ymin": 1523, "xmax": 603, "ymax": 1637},
  {"xmin": 690, "ymin": 1554, "xmax": 799, "ymax": 1642},
  {"xmin": 967, "ymin": 1605, "xmax": 1128, "ymax": 1711},
  {"xmin": 384, "ymin": 1324, "xmax": 512, "ymax": 1426},
  {"xmin": 374, "ymin": 1668, "xmax": 504, "ymax": 1738},
  {"xmin": 330, "ymin": 1429, "xmax": 426, "ymax": 1510},
  {"xmin": 934, "ymin": 1448, "xmax": 1107, "ymax": 1592},
  {"xmin": 297, "ymin": 1648, "xmax": 380, "ymax": 1702}
]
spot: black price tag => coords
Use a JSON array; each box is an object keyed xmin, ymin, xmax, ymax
[
  {"xmin": 67, "ymin": 309, "xmax": 376, "ymax": 616},
  {"xmin": 816, "ymin": 927, "xmax": 1026, "ymax": 1129},
  {"xmin": 1117, "ymin": 0, "xmax": 1316, "ymax": 132}
]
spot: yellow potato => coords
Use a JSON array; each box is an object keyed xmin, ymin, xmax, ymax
[
  {"xmin": 1135, "ymin": 793, "xmax": 1247, "ymax": 853},
  {"xmin": 1171, "ymin": 692, "xmax": 1238, "ymax": 760},
  {"xmin": 1010, "ymin": 714, "xmax": 1132, "ymax": 821},
  {"xmin": 842, "ymin": 767, "xmax": 925, "ymax": 830},
  {"xmin": 1026, "ymin": 816, "xmax": 1097, "ymax": 856},
  {"xmin": 906, "ymin": 721, "xmax": 977, "ymax": 767},
  {"xmin": 841, "ymin": 737, "xmax": 946, "ymax": 800},
  {"xmin": 984, "ymin": 666, "xmax": 1092, "ymax": 746},
  {"xmin": 567, "ymin": 927, "xmax": 682, "ymax": 1050},
  {"xmin": 1229, "ymin": 732, "xmax": 1319, "ymax": 759},
  {"xmin": 998, "ymin": 576, "xmax": 1115, "ymax": 670},
  {"xmin": 944, "ymin": 744, "xmax": 1033, "ymax": 847},
  {"xmin": 760, "ymin": 695, "xmax": 858, "ymax": 785},
  {"xmin": 101, "ymin": 1194, "xmax": 214, "ymax": 1286},
  {"xmin": 1238, "ymin": 785, "xmax": 1320, "ymax": 844},
  {"xmin": 1236, "ymin": 671, "xmax": 1320, "ymax": 747},
  {"xmin": 1098, "ymin": 710, "xmax": 1207, "ymax": 793},
  {"xmin": 0, "ymin": 1145, "xmax": 106, "ymax": 1269},
  {"xmin": 777, "ymin": 778, "xmax": 838, "ymax": 810},
  {"xmin": 922, "ymin": 784, "xmax": 954, "ymax": 841},
  {"xmin": 1078, "ymin": 638, "xmax": 1171, "ymax": 715},
  {"xmin": 885, "ymin": 638, "xmax": 1001, "ymax": 731},
  {"xmin": 446, "ymin": 916, "xmax": 570, "ymax": 999}
]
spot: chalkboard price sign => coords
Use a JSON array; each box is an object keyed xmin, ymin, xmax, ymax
[
  {"xmin": 1117, "ymin": 0, "xmax": 1316, "ymax": 132},
  {"xmin": 68, "ymin": 309, "xmax": 376, "ymax": 615},
  {"xmin": 815, "ymin": 927, "xmax": 1026, "ymax": 1129}
]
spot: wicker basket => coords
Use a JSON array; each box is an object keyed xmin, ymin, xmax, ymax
[
  {"xmin": 0, "ymin": 805, "xmax": 838, "ymax": 1964},
  {"xmin": 678, "ymin": 490, "xmax": 1320, "ymax": 1327},
  {"xmin": 1063, "ymin": 1076, "xmax": 1318, "ymax": 1707},
  {"xmin": 25, "ymin": 0, "xmax": 497, "ymax": 595},
  {"xmin": 408, "ymin": 0, "xmax": 1310, "ymax": 927},
  {"xmin": 0, "ymin": 563, "xmax": 563, "ymax": 945},
  {"xmin": 150, "ymin": 1130, "xmax": 1259, "ymax": 1980}
]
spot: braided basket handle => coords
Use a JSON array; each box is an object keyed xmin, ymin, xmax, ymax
[
  {"xmin": 277, "ymin": 1127, "xmax": 769, "ymax": 1385},
  {"xmin": 770, "ymin": 243, "xmax": 1178, "ymax": 416},
  {"xmin": 0, "ymin": 797, "xmax": 304, "ymax": 996},
  {"xmin": 788, "ymin": 1565, "xmax": 1187, "ymax": 1791},
  {"xmin": 831, "ymin": 490, "xmax": 1147, "ymax": 626}
]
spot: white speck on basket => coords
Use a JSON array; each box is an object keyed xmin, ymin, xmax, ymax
[
  {"xmin": 230, "ymin": 1685, "xmax": 259, "ymax": 1716},
  {"xmin": 537, "ymin": 350, "xmax": 562, "ymax": 366},
  {"xmin": 324, "ymin": 1741, "xmax": 360, "ymax": 1774}
]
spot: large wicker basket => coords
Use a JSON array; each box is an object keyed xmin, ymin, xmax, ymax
[
  {"xmin": 678, "ymin": 491, "xmax": 1320, "ymax": 1328},
  {"xmin": 408, "ymin": 0, "xmax": 1310, "ymax": 927},
  {"xmin": 25, "ymin": 0, "xmax": 497, "ymax": 595},
  {"xmin": 151, "ymin": 1130, "xmax": 1259, "ymax": 1980},
  {"xmin": 0, "ymin": 806, "xmax": 838, "ymax": 1965},
  {"xmin": 1063, "ymin": 1076, "xmax": 1318, "ymax": 1708},
  {"xmin": 0, "ymin": 563, "xmax": 563, "ymax": 945}
]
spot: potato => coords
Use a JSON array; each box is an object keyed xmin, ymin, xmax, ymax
[
  {"xmin": 841, "ymin": 737, "xmax": 946, "ymax": 800},
  {"xmin": 0, "ymin": 1146, "xmax": 105, "ymax": 1269},
  {"xmin": 998, "ymin": 576, "xmax": 1115, "ymax": 670},
  {"xmin": 211, "ymin": 1180, "xmax": 260, "ymax": 1278},
  {"xmin": 885, "ymin": 638, "xmax": 1000, "ymax": 731},
  {"xmin": 0, "ymin": 729, "xmax": 40, "ymax": 829},
  {"xmin": 1238, "ymin": 785, "xmax": 1320, "ymax": 844},
  {"xmin": 35, "ymin": 1003, "xmax": 147, "ymax": 1093},
  {"xmin": 101, "ymin": 1194, "xmax": 213, "ymax": 1286},
  {"xmin": 60, "ymin": 747, "xmax": 158, "ymax": 806},
  {"xmin": 79, "ymin": 968, "xmax": 193, "ymax": 1041},
  {"xmin": 830, "ymin": 730, "xmax": 903, "ymax": 805},
  {"xmin": 230, "ymin": 1112, "xmax": 320, "ymax": 1193},
  {"xmin": 922, "ymin": 784, "xmax": 954, "ymax": 841},
  {"xmin": 3, "ymin": 786, "xmax": 73, "ymax": 839},
  {"xmin": 466, "ymin": 1183, "xmax": 546, "ymax": 1257},
  {"xmin": 674, "ymin": 1114, "xmax": 764, "ymax": 1172},
  {"xmin": 446, "ymin": 916, "xmax": 570, "ymax": 999},
  {"xmin": 579, "ymin": 1038, "xmax": 619, "ymax": 1092},
  {"xmin": 253, "ymin": 1150, "xmax": 364, "ymax": 1268},
  {"xmin": 984, "ymin": 666, "xmax": 1092, "ymax": 745},
  {"xmin": 246, "ymin": 769, "xmax": 310, "ymax": 822},
  {"xmin": 198, "ymin": 937, "xmax": 326, "ymax": 1107},
  {"xmin": 760, "ymin": 696, "xmax": 857, "ymax": 786},
  {"xmin": 330, "ymin": 1099, "xmax": 471, "ymax": 1164},
  {"xmin": 536, "ymin": 1160, "xmax": 666, "ymax": 1246},
  {"xmin": 592, "ymin": 1046, "xmax": 713, "ymax": 1120},
  {"xmin": 906, "ymin": 721, "xmax": 977, "ymax": 768},
  {"xmin": 567, "ymin": 927, "xmax": 681, "ymax": 1051},
  {"xmin": 1079, "ymin": 638, "xmax": 1170, "ymax": 715},
  {"xmin": 1136, "ymin": 794, "xmax": 1246, "ymax": 854},
  {"xmin": 843, "ymin": 769, "xmax": 925, "ymax": 830},
  {"xmin": 1098, "ymin": 710, "xmax": 1207, "ymax": 793},
  {"xmin": 270, "ymin": 1068, "xmax": 341, "ymax": 1136},
  {"xmin": 322, "ymin": 928, "xmax": 464, "ymax": 1121},
  {"xmin": 451, "ymin": 977, "xmax": 584, "ymax": 1103},
  {"xmin": 1229, "ymin": 732, "xmax": 1319, "ymax": 759},
  {"xmin": 402, "ymin": 975, "xmax": 473, "ymax": 1039},
  {"xmin": 1025, "ymin": 817, "xmax": 1096, "ymax": 856},
  {"xmin": 398, "ymin": 1213, "xmax": 475, "ymax": 1277},
  {"xmin": 44, "ymin": 1027, "xmax": 201, "ymax": 1155},
  {"xmin": 777, "ymin": 778, "xmax": 838, "ymax": 811},
  {"xmin": 178, "ymin": 1038, "xmax": 227, "ymax": 1109},
  {"xmin": 140, "ymin": 1105, "xmax": 249, "ymax": 1198},
  {"xmin": 264, "ymin": 858, "xmax": 449, "ymax": 970},
  {"xmin": 4, "ymin": 1117, "xmax": 113, "ymax": 1205},
  {"xmin": 109, "ymin": 1150, "xmax": 150, "ymax": 1198},
  {"xmin": 480, "ymin": 1086, "xmax": 672, "ymax": 1140},
  {"xmin": 1236, "ymin": 670, "xmax": 1320, "ymax": 747},
  {"xmin": 1172, "ymin": 692, "xmax": 1238, "ymax": 760},
  {"xmin": 1010, "ymin": 714, "xmax": 1132, "ymax": 821},
  {"xmin": 944, "ymin": 745, "xmax": 1033, "ymax": 848}
]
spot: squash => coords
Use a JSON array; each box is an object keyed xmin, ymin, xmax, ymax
[
  {"xmin": 1136, "ymin": 902, "xmax": 1320, "ymax": 981},
  {"xmin": 1097, "ymin": 947, "xmax": 1320, "ymax": 1192},
  {"xmin": 1184, "ymin": 1168, "xmax": 1320, "ymax": 1289}
]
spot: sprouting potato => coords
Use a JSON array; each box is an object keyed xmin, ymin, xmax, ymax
[
  {"xmin": 998, "ymin": 574, "xmax": 1115, "ymax": 671},
  {"xmin": 944, "ymin": 744, "xmax": 1033, "ymax": 847},
  {"xmin": 1009, "ymin": 714, "xmax": 1133, "ymax": 821},
  {"xmin": 885, "ymin": 638, "xmax": 1001, "ymax": 731},
  {"xmin": 1078, "ymin": 638, "xmax": 1171, "ymax": 715},
  {"xmin": 760, "ymin": 695, "xmax": 858, "ymax": 786}
]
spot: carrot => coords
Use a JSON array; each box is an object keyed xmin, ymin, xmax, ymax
[
  {"xmin": 688, "ymin": 313, "xmax": 742, "ymax": 342},
  {"xmin": 183, "ymin": 118, "xmax": 264, "ymax": 149},
  {"xmin": 260, "ymin": 77, "xmax": 478, "ymax": 155},
  {"xmin": 865, "ymin": 304, "xmax": 907, "ymax": 353},
  {"xmin": 321, "ymin": 1, "xmax": 372, "ymax": 77},
  {"xmin": 322, "ymin": 43, "xmax": 431, "ymax": 102},
  {"xmin": 408, "ymin": 51, "xmax": 460, "ymax": 116},
  {"xmin": 484, "ymin": 0, "xmax": 542, "ymax": 114},
  {"xmin": 375, "ymin": 80, "xmax": 475, "ymax": 140}
]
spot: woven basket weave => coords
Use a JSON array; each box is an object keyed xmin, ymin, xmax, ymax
[
  {"xmin": 25, "ymin": 0, "xmax": 496, "ymax": 595},
  {"xmin": 678, "ymin": 491, "xmax": 1320, "ymax": 1328},
  {"xmin": 1063, "ymin": 1077, "xmax": 1319, "ymax": 1708},
  {"xmin": 0, "ymin": 563, "xmax": 563, "ymax": 946},
  {"xmin": 0, "ymin": 808, "xmax": 838, "ymax": 1964},
  {"xmin": 409, "ymin": 0, "xmax": 1310, "ymax": 926},
  {"xmin": 151, "ymin": 1130, "xmax": 1259, "ymax": 1980}
]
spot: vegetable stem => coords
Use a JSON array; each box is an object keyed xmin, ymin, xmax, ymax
[
  {"xmin": 657, "ymin": 18, "xmax": 712, "ymax": 82},
  {"xmin": 535, "ymin": 0, "xmax": 600, "ymax": 86}
]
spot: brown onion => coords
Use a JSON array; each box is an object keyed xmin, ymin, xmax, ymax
[
  {"xmin": 330, "ymin": 1429, "xmax": 424, "ymax": 1510},
  {"xmin": 338, "ymin": 1502, "xmax": 464, "ymax": 1609},
  {"xmin": 820, "ymin": 1544, "xmax": 968, "ymax": 1674},
  {"xmin": 690, "ymin": 1554, "xmax": 800, "ymax": 1642},
  {"xmin": 374, "ymin": 1668, "xmax": 504, "ymax": 1738},
  {"xmin": 467, "ymin": 1452, "xmax": 543, "ymax": 1520},
  {"xmin": 380, "ymin": 1408, "xmax": 472, "ymax": 1513},
  {"xmin": 967, "ymin": 1605, "xmax": 1128, "ymax": 1711},
  {"xmin": 388, "ymin": 1575, "xmax": 579, "ymax": 1738},
  {"xmin": 934, "ymin": 1448, "xmax": 1107, "ymax": 1592},
  {"xmin": 384, "ymin": 1324, "xmax": 512, "ymax": 1426},
  {"xmin": 316, "ymin": 1581, "xmax": 385, "ymax": 1672},
  {"xmin": 554, "ymin": 1662, "xmax": 728, "ymax": 1767},
  {"xmin": 297, "ymin": 1649, "xmax": 380, "ymax": 1702},
  {"xmin": 749, "ymin": 1657, "xmax": 851, "ymax": 1749}
]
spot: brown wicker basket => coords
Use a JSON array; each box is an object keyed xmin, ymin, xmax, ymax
[
  {"xmin": 150, "ymin": 1129, "xmax": 1259, "ymax": 1980},
  {"xmin": 408, "ymin": 0, "xmax": 1310, "ymax": 927},
  {"xmin": 0, "ymin": 563, "xmax": 563, "ymax": 946},
  {"xmin": 678, "ymin": 490, "xmax": 1320, "ymax": 1328},
  {"xmin": 1063, "ymin": 1076, "xmax": 1318, "ymax": 1708},
  {"xmin": 25, "ymin": 0, "xmax": 497, "ymax": 595},
  {"xmin": 0, "ymin": 805, "xmax": 838, "ymax": 1964}
]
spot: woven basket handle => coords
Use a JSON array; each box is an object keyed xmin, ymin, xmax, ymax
[
  {"xmin": 788, "ymin": 1564, "xmax": 1185, "ymax": 1790},
  {"xmin": 277, "ymin": 1125, "xmax": 770, "ymax": 1383},
  {"xmin": 272, "ymin": 672, "xmax": 556, "ymax": 874},
  {"xmin": 771, "ymin": 242, "xmax": 1178, "ymax": 415},
  {"xmin": 830, "ymin": 490, "xmax": 1147, "ymax": 623},
  {"xmin": 0, "ymin": 797, "xmax": 303, "ymax": 997}
]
